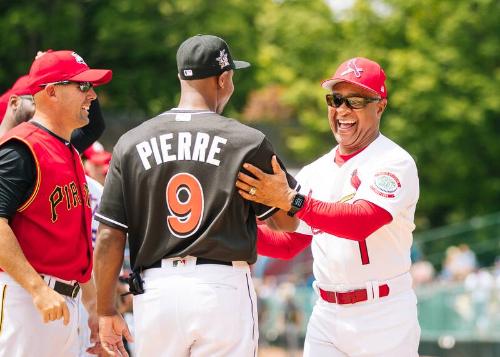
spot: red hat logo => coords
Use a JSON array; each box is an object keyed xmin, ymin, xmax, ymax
[{"xmin": 340, "ymin": 59, "xmax": 364, "ymax": 78}]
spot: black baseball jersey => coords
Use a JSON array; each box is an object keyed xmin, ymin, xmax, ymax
[{"xmin": 96, "ymin": 109, "xmax": 298, "ymax": 269}]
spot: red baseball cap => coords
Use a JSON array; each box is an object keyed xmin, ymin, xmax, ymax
[
  {"xmin": 0, "ymin": 74, "xmax": 35, "ymax": 122},
  {"xmin": 82, "ymin": 141, "xmax": 112, "ymax": 175},
  {"xmin": 29, "ymin": 50, "xmax": 112, "ymax": 94},
  {"xmin": 321, "ymin": 57, "xmax": 387, "ymax": 98},
  {"xmin": 0, "ymin": 91, "xmax": 10, "ymax": 122}
]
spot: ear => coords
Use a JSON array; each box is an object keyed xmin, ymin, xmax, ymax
[
  {"xmin": 377, "ymin": 98, "xmax": 387, "ymax": 116},
  {"xmin": 43, "ymin": 84, "xmax": 58, "ymax": 99},
  {"xmin": 217, "ymin": 71, "xmax": 230, "ymax": 89},
  {"xmin": 8, "ymin": 95, "xmax": 23, "ymax": 110}
]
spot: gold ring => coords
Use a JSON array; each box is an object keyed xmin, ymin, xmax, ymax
[{"xmin": 249, "ymin": 187, "xmax": 257, "ymax": 196}]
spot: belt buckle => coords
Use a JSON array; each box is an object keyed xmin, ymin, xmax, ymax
[{"xmin": 71, "ymin": 283, "xmax": 80, "ymax": 299}]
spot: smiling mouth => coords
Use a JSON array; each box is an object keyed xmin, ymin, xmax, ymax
[{"xmin": 337, "ymin": 120, "xmax": 356, "ymax": 130}]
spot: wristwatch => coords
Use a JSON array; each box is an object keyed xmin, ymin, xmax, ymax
[{"xmin": 287, "ymin": 193, "xmax": 305, "ymax": 217}]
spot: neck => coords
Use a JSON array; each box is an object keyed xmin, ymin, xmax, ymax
[
  {"xmin": 31, "ymin": 111, "xmax": 73, "ymax": 141},
  {"xmin": 178, "ymin": 78, "xmax": 218, "ymax": 112}
]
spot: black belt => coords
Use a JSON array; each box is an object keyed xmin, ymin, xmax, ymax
[
  {"xmin": 149, "ymin": 257, "xmax": 232, "ymax": 269},
  {"xmin": 42, "ymin": 276, "xmax": 80, "ymax": 298}
]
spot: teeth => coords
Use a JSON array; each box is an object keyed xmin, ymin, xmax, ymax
[{"xmin": 338, "ymin": 120, "xmax": 355, "ymax": 124}]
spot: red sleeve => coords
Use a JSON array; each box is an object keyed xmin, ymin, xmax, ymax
[
  {"xmin": 296, "ymin": 198, "xmax": 392, "ymax": 241},
  {"xmin": 257, "ymin": 225, "xmax": 312, "ymax": 260}
]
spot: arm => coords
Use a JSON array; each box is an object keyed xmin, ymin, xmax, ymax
[
  {"xmin": 0, "ymin": 142, "xmax": 70, "ymax": 324},
  {"xmin": 238, "ymin": 155, "xmax": 299, "ymax": 231},
  {"xmin": 295, "ymin": 198, "xmax": 392, "ymax": 241},
  {"xmin": 257, "ymin": 225, "xmax": 312, "ymax": 260},
  {"xmin": 71, "ymin": 99, "xmax": 105, "ymax": 152},
  {"xmin": 0, "ymin": 218, "xmax": 70, "ymax": 324},
  {"xmin": 94, "ymin": 223, "xmax": 132, "ymax": 356},
  {"xmin": 237, "ymin": 157, "xmax": 392, "ymax": 241},
  {"xmin": 80, "ymin": 278, "xmax": 105, "ymax": 355}
]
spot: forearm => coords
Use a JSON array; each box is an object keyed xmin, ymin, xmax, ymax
[
  {"xmin": 0, "ymin": 218, "xmax": 46, "ymax": 295},
  {"xmin": 257, "ymin": 225, "xmax": 312, "ymax": 260},
  {"xmin": 94, "ymin": 224, "xmax": 126, "ymax": 316},
  {"xmin": 80, "ymin": 278, "xmax": 97, "ymax": 313},
  {"xmin": 265, "ymin": 210, "xmax": 299, "ymax": 232},
  {"xmin": 296, "ymin": 198, "xmax": 392, "ymax": 241}
]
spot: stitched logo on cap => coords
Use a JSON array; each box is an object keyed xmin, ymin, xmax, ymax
[
  {"xmin": 183, "ymin": 69, "xmax": 193, "ymax": 77},
  {"xmin": 216, "ymin": 49, "xmax": 230, "ymax": 69},
  {"xmin": 340, "ymin": 59, "xmax": 363, "ymax": 78},
  {"xmin": 71, "ymin": 52, "xmax": 87, "ymax": 65}
]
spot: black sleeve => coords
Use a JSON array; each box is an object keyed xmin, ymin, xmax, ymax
[
  {"xmin": 71, "ymin": 98, "xmax": 105, "ymax": 152},
  {"xmin": 245, "ymin": 137, "xmax": 299, "ymax": 220},
  {"xmin": 0, "ymin": 141, "xmax": 36, "ymax": 219}
]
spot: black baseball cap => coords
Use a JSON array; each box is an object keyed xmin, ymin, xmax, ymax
[{"xmin": 177, "ymin": 34, "xmax": 250, "ymax": 80}]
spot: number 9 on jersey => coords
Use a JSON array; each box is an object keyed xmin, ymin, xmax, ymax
[{"xmin": 166, "ymin": 173, "xmax": 204, "ymax": 238}]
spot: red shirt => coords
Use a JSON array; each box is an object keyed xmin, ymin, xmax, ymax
[{"xmin": 1, "ymin": 122, "xmax": 93, "ymax": 282}]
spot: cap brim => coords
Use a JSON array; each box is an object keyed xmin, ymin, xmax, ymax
[
  {"xmin": 233, "ymin": 60, "xmax": 251, "ymax": 69},
  {"xmin": 70, "ymin": 69, "xmax": 113, "ymax": 86},
  {"xmin": 321, "ymin": 78, "xmax": 381, "ymax": 97}
]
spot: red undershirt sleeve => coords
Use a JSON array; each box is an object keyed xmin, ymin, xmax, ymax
[
  {"xmin": 295, "ymin": 197, "xmax": 392, "ymax": 241},
  {"xmin": 257, "ymin": 225, "xmax": 312, "ymax": 260}
]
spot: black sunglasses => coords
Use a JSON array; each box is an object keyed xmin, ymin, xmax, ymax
[
  {"xmin": 326, "ymin": 94, "xmax": 380, "ymax": 109},
  {"xmin": 40, "ymin": 81, "xmax": 93, "ymax": 92}
]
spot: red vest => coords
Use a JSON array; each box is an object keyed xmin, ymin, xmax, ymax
[{"xmin": 1, "ymin": 122, "xmax": 93, "ymax": 282}]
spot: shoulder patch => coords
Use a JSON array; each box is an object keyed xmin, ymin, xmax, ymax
[{"xmin": 370, "ymin": 172, "xmax": 401, "ymax": 198}]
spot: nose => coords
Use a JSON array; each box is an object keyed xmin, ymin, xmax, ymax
[
  {"xmin": 335, "ymin": 102, "xmax": 352, "ymax": 115},
  {"xmin": 87, "ymin": 88, "xmax": 97, "ymax": 101}
]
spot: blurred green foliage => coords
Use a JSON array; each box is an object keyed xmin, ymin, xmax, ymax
[{"xmin": 0, "ymin": 0, "xmax": 499, "ymax": 235}]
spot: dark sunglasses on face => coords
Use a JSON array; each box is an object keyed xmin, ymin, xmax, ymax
[
  {"xmin": 326, "ymin": 93, "xmax": 381, "ymax": 109},
  {"xmin": 40, "ymin": 81, "xmax": 93, "ymax": 92}
]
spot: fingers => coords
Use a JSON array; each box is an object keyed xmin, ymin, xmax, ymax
[
  {"xmin": 235, "ymin": 179, "xmax": 254, "ymax": 193},
  {"xmin": 271, "ymin": 155, "xmax": 283, "ymax": 175},
  {"xmin": 41, "ymin": 301, "xmax": 69, "ymax": 324},
  {"xmin": 237, "ymin": 171, "xmax": 258, "ymax": 187},
  {"xmin": 62, "ymin": 302, "xmax": 70, "ymax": 325},
  {"xmin": 117, "ymin": 342, "xmax": 130, "ymax": 357},
  {"xmin": 238, "ymin": 190, "xmax": 256, "ymax": 202},
  {"xmin": 101, "ymin": 342, "xmax": 117, "ymax": 356},
  {"xmin": 122, "ymin": 325, "xmax": 134, "ymax": 343},
  {"xmin": 242, "ymin": 162, "xmax": 264, "ymax": 179}
]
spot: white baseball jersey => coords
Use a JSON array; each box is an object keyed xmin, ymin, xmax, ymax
[
  {"xmin": 296, "ymin": 134, "xmax": 419, "ymax": 287},
  {"xmin": 78, "ymin": 175, "xmax": 103, "ymax": 356},
  {"xmin": 86, "ymin": 175, "xmax": 103, "ymax": 247}
]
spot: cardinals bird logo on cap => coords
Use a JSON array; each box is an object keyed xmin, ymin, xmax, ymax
[
  {"xmin": 71, "ymin": 52, "xmax": 87, "ymax": 65},
  {"xmin": 216, "ymin": 49, "xmax": 230, "ymax": 69},
  {"xmin": 341, "ymin": 59, "xmax": 363, "ymax": 78}
]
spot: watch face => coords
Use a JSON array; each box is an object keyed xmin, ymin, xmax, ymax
[{"xmin": 293, "ymin": 195, "xmax": 305, "ymax": 207}]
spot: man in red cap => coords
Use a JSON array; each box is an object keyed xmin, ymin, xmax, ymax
[
  {"xmin": 0, "ymin": 50, "xmax": 112, "ymax": 357},
  {"xmin": 0, "ymin": 75, "xmax": 36, "ymax": 134},
  {"xmin": 82, "ymin": 141, "xmax": 112, "ymax": 185},
  {"xmin": 236, "ymin": 57, "xmax": 420, "ymax": 356}
]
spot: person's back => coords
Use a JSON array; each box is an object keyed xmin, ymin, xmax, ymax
[
  {"xmin": 100, "ymin": 109, "xmax": 286, "ymax": 269},
  {"xmin": 94, "ymin": 34, "xmax": 298, "ymax": 357}
]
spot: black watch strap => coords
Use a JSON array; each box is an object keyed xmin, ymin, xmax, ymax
[{"xmin": 287, "ymin": 193, "xmax": 305, "ymax": 217}]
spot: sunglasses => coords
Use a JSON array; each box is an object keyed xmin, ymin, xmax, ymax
[
  {"xmin": 326, "ymin": 94, "xmax": 380, "ymax": 109},
  {"xmin": 40, "ymin": 81, "xmax": 93, "ymax": 92}
]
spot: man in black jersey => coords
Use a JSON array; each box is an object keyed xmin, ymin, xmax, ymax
[{"xmin": 94, "ymin": 34, "xmax": 298, "ymax": 357}]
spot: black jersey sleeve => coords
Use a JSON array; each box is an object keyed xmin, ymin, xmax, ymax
[
  {"xmin": 94, "ymin": 144, "xmax": 128, "ymax": 231},
  {"xmin": 0, "ymin": 140, "xmax": 36, "ymax": 219},
  {"xmin": 71, "ymin": 99, "xmax": 105, "ymax": 152},
  {"xmin": 245, "ymin": 136, "xmax": 299, "ymax": 220}
]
